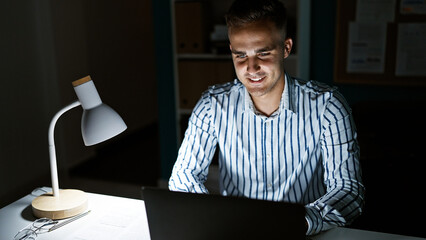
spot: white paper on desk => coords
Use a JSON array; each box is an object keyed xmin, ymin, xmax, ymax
[
  {"xmin": 64, "ymin": 201, "xmax": 150, "ymax": 240},
  {"xmin": 356, "ymin": 0, "xmax": 396, "ymax": 22},
  {"xmin": 400, "ymin": 0, "xmax": 426, "ymax": 14},
  {"xmin": 346, "ymin": 22, "xmax": 387, "ymax": 73},
  {"xmin": 395, "ymin": 23, "xmax": 426, "ymax": 77}
]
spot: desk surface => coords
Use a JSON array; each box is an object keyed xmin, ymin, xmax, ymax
[{"xmin": 1, "ymin": 188, "xmax": 425, "ymax": 240}]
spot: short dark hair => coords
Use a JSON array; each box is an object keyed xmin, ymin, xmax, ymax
[{"xmin": 225, "ymin": 0, "xmax": 288, "ymax": 36}]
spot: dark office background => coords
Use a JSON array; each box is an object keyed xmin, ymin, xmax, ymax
[{"xmin": 1, "ymin": 0, "xmax": 425, "ymax": 238}]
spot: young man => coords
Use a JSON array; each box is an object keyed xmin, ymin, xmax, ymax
[{"xmin": 169, "ymin": 0, "xmax": 364, "ymax": 235}]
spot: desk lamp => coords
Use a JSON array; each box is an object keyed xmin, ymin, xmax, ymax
[{"xmin": 31, "ymin": 75, "xmax": 127, "ymax": 219}]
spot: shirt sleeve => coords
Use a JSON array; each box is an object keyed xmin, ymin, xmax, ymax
[
  {"xmin": 305, "ymin": 91, "xmax": 365, "ymax": 235},
  {"xmin": 168, "ymin": 93, "xmax": 218, "ymax": 194}
]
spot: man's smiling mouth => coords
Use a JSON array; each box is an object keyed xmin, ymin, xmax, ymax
[{"xmin": 248, "ymin": 76, "xmax": 265, "ymax": 82}]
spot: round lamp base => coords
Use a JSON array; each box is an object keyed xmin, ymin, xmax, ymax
[{"xmin": 31, "ymin": 189, "xmax": 88, "ymax": 220}]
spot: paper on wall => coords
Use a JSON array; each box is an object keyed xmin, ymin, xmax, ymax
[
  {"xmin": 395, "ymin": 23, "xmax": 426, "ymax": 76},
  {"xmin": 356, "ymin": 0, "xmax": 396, "ymax": 22},
  {"xmin": 400, "ymin": 0, "xmax": 426, "ymax": 14},
  {"xmin": 346, "ymin": 22, "xmax": 388, "ymax": 73}
]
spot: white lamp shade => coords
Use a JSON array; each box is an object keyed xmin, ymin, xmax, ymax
[{"xmin": 81, "ymin": 103, "xmax": 127, "ymax": 146}]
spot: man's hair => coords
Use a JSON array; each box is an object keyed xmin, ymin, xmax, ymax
[{"xmin": 225, "ymin": 0, "xmax": 288, "ymax": 36}]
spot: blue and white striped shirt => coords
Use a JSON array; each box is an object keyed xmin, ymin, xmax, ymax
[{"xmin": 169, "ymin": 74, "xmax": 365, "ymax": 235}]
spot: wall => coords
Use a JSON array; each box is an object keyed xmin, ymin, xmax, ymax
[
  {"xmin": 0, "ymin": 0, "xmax": 157, "ymax": 208},
  {"xmin": 310, "ymin": 0, "xmax": 426, "ymax": 104},
  {"xmin": 311, "ymin": 0, "xmax": 426, "ymax": 237},
  {"xmin": 0, "ymin": 1, "xmax": 57, "ymax": 208}
]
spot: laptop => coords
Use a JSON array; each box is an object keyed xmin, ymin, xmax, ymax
[{"xmin": 141, "ymin": 187, "xmax": 306, "ymax": 240}]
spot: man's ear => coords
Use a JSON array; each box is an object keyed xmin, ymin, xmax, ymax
[
  {"xmin": 284, "ymin": 38, "xmax": 293, "ymax": 58},
  {"xmin": 229, "ymin": 43, "xmax": 233, "ymax": 51}
]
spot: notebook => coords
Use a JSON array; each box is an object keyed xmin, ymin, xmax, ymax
[{"xmin": 141, "ymin": 187, "xmax": 307, "ymax": 240}]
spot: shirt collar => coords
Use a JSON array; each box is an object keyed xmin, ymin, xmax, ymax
[{"xmin": 283, "ymin": 73, "xmax": 296, "ymax": 113}]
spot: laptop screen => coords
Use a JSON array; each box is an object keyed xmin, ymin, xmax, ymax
[{"xmin": 141, "ymin": 187, "xmax": 306, "ymax": 240}]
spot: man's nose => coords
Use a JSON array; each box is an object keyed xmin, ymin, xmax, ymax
[{"xmin": 246, "ymin": 57, "xmax": 260, "ymax": 73}]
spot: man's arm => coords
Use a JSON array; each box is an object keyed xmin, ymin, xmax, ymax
[
  {"xmin": 169, "ymin": 95, "xmax": 218, "ymax": 193},
  {"xmin": 305, "ymin": 91, "xmax": 365, "ymax": 235}
]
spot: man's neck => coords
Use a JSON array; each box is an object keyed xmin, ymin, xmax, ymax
[
  {"xmin": 252, "ymin": 98, "xmax": 279, "ymax": 117},
  {"xmin": 251, "ymin": 78, "xmax": 285, "ymax": 117}
]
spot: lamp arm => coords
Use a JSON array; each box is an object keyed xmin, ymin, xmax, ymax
[{"xmin": 48, "ymin": 100, "xmax": 81, "ymax": 197}]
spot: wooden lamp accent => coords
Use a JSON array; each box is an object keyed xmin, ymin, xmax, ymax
[
  {"xmin": 71, "ymin": 75, "xmax": 92, "ymax": 87},
  {"xmin": 32, "ymin": 189, "xmax": 88, "ymax": 220}
]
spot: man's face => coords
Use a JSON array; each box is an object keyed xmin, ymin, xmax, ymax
[{"xmin": 229, "ymin": 20, "xmax": 292, "ymax": 99}]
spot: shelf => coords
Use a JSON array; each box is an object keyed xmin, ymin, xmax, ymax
[
  {"xmin": 177, "ymin": 53, "xmax": 232, "ymax": 60},
  {"xmin": 172, "ymin": 0, "xmax": 310, "ymax": 142},
  {"xmin": 178, "ymin": 53, "xmax": 298, "ymax": 60}
]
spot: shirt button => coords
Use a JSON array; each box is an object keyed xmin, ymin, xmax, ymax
[
  {"xmin": 266, "ymin": 154, "xmax": 271, "ymax": 158},
  {"xmin": 267, "ymin": 183, "xmax": 272, "ymax": 188}
]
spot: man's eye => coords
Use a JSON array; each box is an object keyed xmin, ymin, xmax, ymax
[
  {"xmin": 259, "ymin": 52, "xmax": 270, "ymax": 56},
  {"xmin": 236, "ymin": 54, "xmax": 246, "ymax": 59}
]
